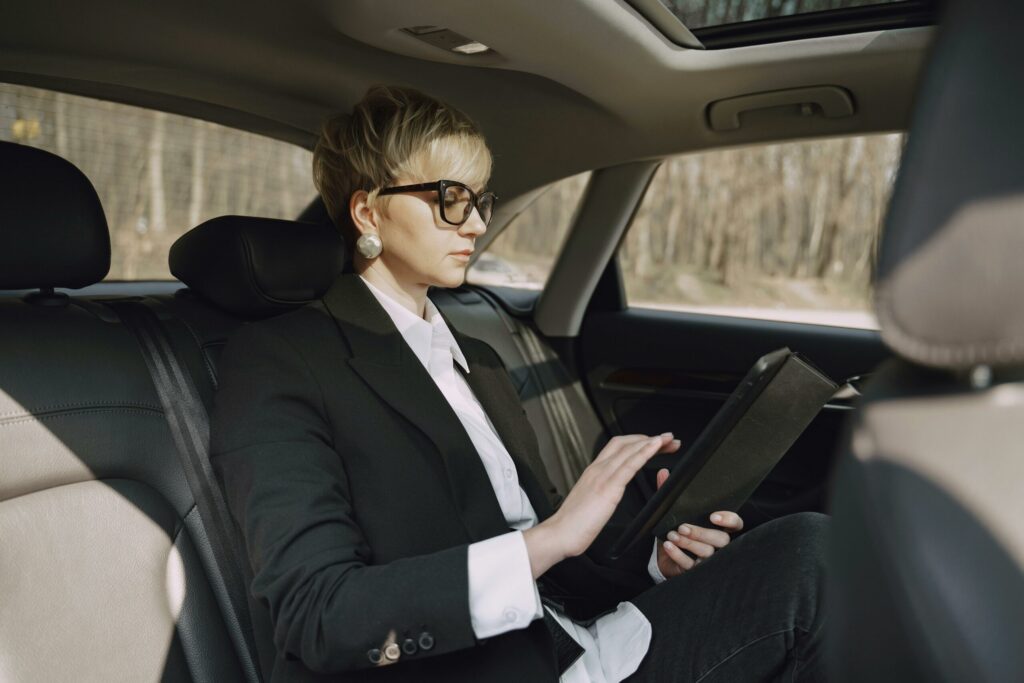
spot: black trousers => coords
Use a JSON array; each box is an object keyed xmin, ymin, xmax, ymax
[{"xmin": 624, "ymin": 511, "xmax": 828, "ymax": 683}]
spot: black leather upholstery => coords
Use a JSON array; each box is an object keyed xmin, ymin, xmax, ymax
[
  {"xmin": 827, "ymin": 0, "xmax": 1024, "ymax": 680},
  {"xmin": 0, "ymin": 141, "xmax": 110, "ymax": 289},
  {"xmin": 169, "ymin": 215, "xmax": 345, "ymax": 319},
  {"xmin": 0, "ymin": 147, "xmax": 248, "ymax": 680}
]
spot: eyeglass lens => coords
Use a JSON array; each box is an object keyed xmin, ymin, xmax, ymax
[{"xmin": 443, "ymin": 185, "xmax": 493, "ymax": 225}]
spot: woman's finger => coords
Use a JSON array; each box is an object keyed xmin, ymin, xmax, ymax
[
  {"xmin": 666, "ymin": 530, "xmax": 715, "ymax": 558},
  {"xmin": 659, "ymin": 439, "xmax": 682, "ymax": 453},
  {"xmin": 611, "ymin": 436, "xmax": 670, "ymax": 485},
  {"xmin": 594, "ymin": 434, "xmax": 667, "ymax": 463},
  {"xmin": 661, "ymin": 540, "xmax": 696, "ymax": 572},
  {"xmin": 655, "ymin": 468, "xmax": 670, "ymax": 490},
  {"xmin": 677, "ymin": 523, "xmax": 731, "ymax": 548},
  {"xmin": 710, "ymin": 511, "xmax": 744, "ymax": 532}
]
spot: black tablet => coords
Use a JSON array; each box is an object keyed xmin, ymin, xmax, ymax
[{"xmin": 607, "ymin": 347, "xmax": 838, "ymax": 560}]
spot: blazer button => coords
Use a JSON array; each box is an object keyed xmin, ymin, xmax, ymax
[
  {"xmin": 384, "ymin": 643, "xmax": 401, "ymax": 661},
  {"xmin": 418, "ymin": 632, "xmax": 435, "ymax": 651},
  {"xmin": 367, "ymin": 648, "xmax": 383, "ymax": 665},
  {"xmin": 402, "ymin": 638, "xmax": 418, "ymax": 656}
]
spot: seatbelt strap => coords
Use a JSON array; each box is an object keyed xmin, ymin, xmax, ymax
[
  {"xmin": 472, "ymin": 288, "xmax": 592, "ymax": 486},
  {"xmin": 518, "ymin": 320, "xmax": 591, "ymax": 480},
  {"xmin": 107, "ymin": 299, "xmax": 264, "ymax": 683}
]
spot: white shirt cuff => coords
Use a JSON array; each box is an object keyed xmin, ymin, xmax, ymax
[
  {"xmin": 647, "ymin": 537, "xmax": 668, "ymax": 584},
  {"xmin": 467, "ymin": 531, "xmax": 543, "ymax": 639}
]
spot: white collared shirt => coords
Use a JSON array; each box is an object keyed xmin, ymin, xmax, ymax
[{"xmin": 358, "ymin": 275, "xmax": 654, "ymax": 682}]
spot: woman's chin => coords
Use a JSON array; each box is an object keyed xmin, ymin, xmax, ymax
[{"xmin": 435, "ymin": 267, "xmax": 467, "ymax": 288}]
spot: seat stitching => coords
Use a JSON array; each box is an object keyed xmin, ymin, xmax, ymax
[
  {"xmin": 0, "ymin": 407, "xmax": 165, "ymax": 427},
  {"xmin": 0, "ymin": 400, "xmax": 162, "ymax": 417}
]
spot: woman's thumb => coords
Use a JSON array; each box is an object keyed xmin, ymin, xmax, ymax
[{"xmin": 656, "ymin": 468, "xmax": 670, "ymax": 490}]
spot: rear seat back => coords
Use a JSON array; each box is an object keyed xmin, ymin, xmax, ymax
[
  {"xmin": 0, "ymin": 141, "xmax": 617, "ymax": 680},
  {"xmin": 0, "ymin": 142, "xmax": 247, "ymax": 682}
]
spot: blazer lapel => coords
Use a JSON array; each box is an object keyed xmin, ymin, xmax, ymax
[{"xmin": 322, "ymin": 273, "xmax": 510, "ymax": 542}]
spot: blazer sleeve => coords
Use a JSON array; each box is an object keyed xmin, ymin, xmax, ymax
[{"xmin": 209, "ymin": 321, "xmax": 479, "ymax": 674}]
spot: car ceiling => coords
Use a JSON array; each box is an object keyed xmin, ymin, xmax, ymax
[{"xmin": 0, "ymin": 0, "xmax": 931, "ymax": 201}]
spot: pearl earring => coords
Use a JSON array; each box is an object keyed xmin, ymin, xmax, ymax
[{"xmin": 355, "ymin": 233, "xmax": 383, "ymax": 259}]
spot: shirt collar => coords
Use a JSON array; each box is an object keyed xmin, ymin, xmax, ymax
[{"xmin": 359, "ymin": 274, "xmax": 469, "ymax": 374}]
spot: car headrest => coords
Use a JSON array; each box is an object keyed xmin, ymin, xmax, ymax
[
  {"xmin": 875, "ymin": 0, "xmax": 1024, "ymax": 370},
  {"xmin": 169, "ymin": 215, "xmax": 346, "ymax": 318},
  {"xmin": 0, "ymin": 141, "xmax": 110, "ymax": 289}
]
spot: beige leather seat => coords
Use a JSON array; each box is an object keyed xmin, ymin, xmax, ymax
[{"xmin": 825, "ymin": 0, "xmax": 1024, "ymax": 679}]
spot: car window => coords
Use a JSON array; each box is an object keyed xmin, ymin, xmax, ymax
[
  {"xmin": 618, "ymin": 133, "xmax": 905, "ymax": 329},
  {"xmin": 466, "ymin": 172, "xmax": 591, "ymax": 290},
  {"xmin": 1, "ymin": 82, "xmax": 314, "ymax": 280}
]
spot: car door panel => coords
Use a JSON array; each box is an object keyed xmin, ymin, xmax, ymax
[{"xmin": 580, "ymin": 307, "xmax": 890, "ymax": 526}]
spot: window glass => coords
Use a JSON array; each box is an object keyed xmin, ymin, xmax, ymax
[
  {"xmin": 0, "ymin": 83, "xmax": 314, "ymax": 280},
  {"xmin": 619, "ymin": 134, "xmax": 904, "ymax": 329},
  {"xmin": 659, "ymin": 0, "xmax": 908, "ymax": 29},
  {"xmin": 467, "ymin": 172, "xmax": 590, "ymax": 290}
]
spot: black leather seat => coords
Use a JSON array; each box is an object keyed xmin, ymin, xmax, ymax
[
  {"xmin": 825, "ymin": 0, "xmax": 1024, "ymax": 680},
  {"xmin": 0, "ymin": 142, "xmax": 622, "ymax": 680},
  {"xmin": 0, "ymin": 141, "xmax": 251, "ymax": 682}
]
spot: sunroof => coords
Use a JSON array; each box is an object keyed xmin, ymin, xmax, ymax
[
  {"xmin": 658, "ymin": 0, "xmax": 910, "ymax": 31},
  {"xmin": 639, "ymin": 0, "xmax": 936, "ymax": 49}
]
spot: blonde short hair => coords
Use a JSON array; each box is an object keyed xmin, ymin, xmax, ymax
[{"xmin": 312, "ymin": 85, "xmax": 493, "ymax": 255}]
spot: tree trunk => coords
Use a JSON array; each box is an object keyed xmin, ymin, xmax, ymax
[{"xmin": 188, "ymin": 122, "xmax": 207, "ymax": 228}]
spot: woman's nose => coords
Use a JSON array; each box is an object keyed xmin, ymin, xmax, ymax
[{"xmin": 460, "ymin": 208, "xmax": 487, "ymax": 235}]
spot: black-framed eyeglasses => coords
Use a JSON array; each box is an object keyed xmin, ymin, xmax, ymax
[{"xmin": 378, "ymin": 179, "xmax": 497, "ymax": 226}]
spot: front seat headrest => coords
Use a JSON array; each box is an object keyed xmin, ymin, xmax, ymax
[
  {"xmin": 0, "ymin": 141, "xmax": 110, "ymax": 289},
  {"xmin": 170, "ymin": 215, "xmax": 345, "ymax": 319},
  {"xmin": 874, "ymin": 0, "xmax": 1024, "ymax": 370}
]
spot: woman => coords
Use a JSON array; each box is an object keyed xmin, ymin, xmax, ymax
[{"xmin": 210, "ymin": 85, "xmax": 828, "ymax": 682}]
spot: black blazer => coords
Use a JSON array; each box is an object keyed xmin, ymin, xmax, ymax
[{"xmin": 210, "ymin": 272, "xmax": 649, "ymax": 682}]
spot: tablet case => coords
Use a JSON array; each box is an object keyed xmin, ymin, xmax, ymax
[{"xmin": 608, "ymin": 347, "xmax": 838, "ymax": 559}]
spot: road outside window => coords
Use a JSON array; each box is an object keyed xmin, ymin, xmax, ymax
[
  {"xmin": 619, "ymin": 134, "xmax": 905, "ymax": 329},
  {"xmin": 1, "ymin": 83, "xmax": 314, "ymax": 281}
]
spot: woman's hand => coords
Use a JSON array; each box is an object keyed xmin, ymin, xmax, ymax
[
  {"xmin": 654, "ymin": 468, "xmax": 744, "ymax": 578},
  {"xmin": 523, "ymin": 433, "xmax": 681, "ymax": 578}
]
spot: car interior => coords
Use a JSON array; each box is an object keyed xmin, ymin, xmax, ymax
[{"xmin": 1, "ymin": 0, "xmax": 1020, "ymax": 680}]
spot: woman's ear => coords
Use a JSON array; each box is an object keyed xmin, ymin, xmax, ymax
[{"xmin": 349, "ymin": 189, "xmax": 378, "ymax": 236}]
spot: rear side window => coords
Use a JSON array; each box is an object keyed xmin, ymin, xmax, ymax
[
  {"xmin": 1, "ymin": 83, "xmax": 314, "ymax": 280},
  {"xmin": 618, "ymin": 134, "xmax": 905, "ymax": 328},
  {"xmin": 467, "ymin": 172, "xmax": 591, "ymax": 290}
]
